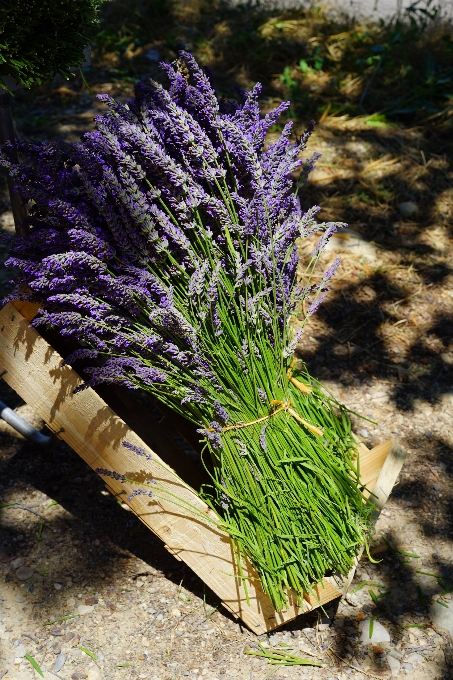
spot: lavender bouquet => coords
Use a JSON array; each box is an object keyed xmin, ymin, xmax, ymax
[{"xmin": 1, "ymin": 54, "xmax": 373, "ymax": 610}]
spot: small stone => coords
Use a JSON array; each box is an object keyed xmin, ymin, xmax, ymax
[
  {"xmin": 432, "ymin": 648, "xmax": 445, "ymax": 665},
  {"xmin": 54, "ymin": 582, "xmax": 63, "ymax": 590},
  {"xmin": 14, "ymin": 643, "xmax": 26, "ymax": 658},
  {"xmin": 404, "ymin": 652, "xmax": 424, "ymax": 667},
  {"xmin": 398, "ymin": 201, "xmax": 418, "ymax": 218},
  {"xmin": 52, "ymin": 641, "xmax": 62, "ymax": 654},
  {"xmin": 388, "ymin": 650, "xmax": 403, "ymax": 660},
  {"xmin": 359, "ymin": 619, "xmax": 391, "ymax": 644},
  {"xmin": 10, "ymin": 557, "xmax": 24, "ymax": 570},
  {"xmin": 16, "ymin": 534, "xmax": 24, "ymax": 542},
  {"xmin": 345, "ymin": 593, "xmax": 359, "ymax": 606},
  {"xmin": 387, "ymin": 655, "xmax": 401, "ymax": 676},
  {"xmin": 92, "ymin": 539, "xmax": 100, "ymax": 546},
  {"xmin": 170, "ymin": 608, "xmax": 182, "ymax": 617},
  {"xmin": 430, "ymin": 600, "xmax": 453, "ymax": 639},
  {"xmin": 15, "ymin": 566, "xmax": 34, "ymax": 581},
  {"xmin": 358, "ymin": 429, "xmax": 369, "ymax": 438},
  {"xmin": 84, "ymin": 597, "xmax": 98, "ymax": 606},
  {"xmin": 440, "ymin": 352, "xmax": 453, "ymax": 365},
  {"xmin": 64, "ymin": 632, "xmax": 75, "ymax": 642},
  {"xmin": 71, "ymin": 674, "xmax": 88, "ymax": 680},
  {"xmin": 54, "ymin": 653, "xmax": 67, "ymax": 672},
  {"xmin": 0, "ymin": 549, "xmax": 12, "ymax": 562},
  {"xmin": 77, "ymin": 604, "xmax": 94, "ymax": 616},
  {"xmin": 87, "ymin": 669, "xmax": 101, "ymax": 680}
]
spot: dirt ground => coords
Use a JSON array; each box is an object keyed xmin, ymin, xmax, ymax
[{"xmin": 1, "ymin": 61, "xmax": 453, "ymax": 680}]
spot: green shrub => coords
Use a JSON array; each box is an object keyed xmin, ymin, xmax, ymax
[{"xmin": 0, "ymin": 0, "xmax": 103, "ymax": 91}]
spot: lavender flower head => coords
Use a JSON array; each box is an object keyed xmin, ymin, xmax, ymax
[{"xmin": 0, "ymin": 51, "xmax": 342, "ymax": 435}]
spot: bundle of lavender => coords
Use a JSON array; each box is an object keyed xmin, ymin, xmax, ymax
[{"xmin": 1, "ymin": 54, "xmax": 373, "ymax": 610}]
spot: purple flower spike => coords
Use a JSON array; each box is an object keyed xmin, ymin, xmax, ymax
[{"xmin": 122, "ymin": 441, "xmax": 152, "ymax": 461}]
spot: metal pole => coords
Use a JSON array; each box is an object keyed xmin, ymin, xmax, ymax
[{"xmin": 0, "ymin": 91, "xmax": 29, "ymax": 237}]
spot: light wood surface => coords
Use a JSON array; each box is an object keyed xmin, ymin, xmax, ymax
[{"xmin": 0, "ymin": 302, "xmax": 406, "ymax": 633}]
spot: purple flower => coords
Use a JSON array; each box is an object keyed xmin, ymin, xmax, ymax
[
  {"xmin": 95, "ymin": 468, "xmax": 127, "ymax": 484},
  {"xmin": 122, "ymin": 440, "xmax": 152, "ymax": 461},
  {"xmin": 260, "ymin": 425, "xmax": 268, "ymax": 453},
  {"xmin": 128, "ymin": 488, "xmax": 154, "ymax": 501}
]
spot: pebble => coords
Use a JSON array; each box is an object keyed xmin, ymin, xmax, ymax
[
  {"xmin": 87, "ymin": 669, "xmax": 101, "ymax": 680},
  {"xmin": 171, "ymin": 608, "xmax": 182, "ymax": 617},
  {"xmin": 54, "ymin": 582, "xmax": 63, "ymax": 590},
  {"xmin": 398, "ymin": 201, "xmax": 418, "ymax": 218},
  {"xmin": 77, "ymin": 604, "xmax": 94, "ymax": 616},
  {"xmin": 345, "ymin": 593, "xmax": 359, "ymax": 606},
  {"xmin": 14, "ymin": 643, "xmax": 26, "ymax": 658},
  {"xmin": 15, "ymin": 566, "xmax": 34, "ymax": 581},
  {"xmin": 430, "ymin": 600, "xmax": 453, "ymax": 639},
  {"xmin": 359, "ymin": 619, "xmax": 390, "ymax": 644},
  {"xmin": 387, "ymin": 655, "xmax": 401, "ymax": 676},
  {"xmin": 71, "ymin": 674, "xmax": 88, "ymax": 680},
  {"xmin": 54, "ymin": 653, "xmax": 67, "ymax": 672},
  {"xmin": 358, "ymin": 429, "xmax": 369, "ymax": 438},
  {"xmin": 9, "ymin": 557, "xmax": 24, "ymax": 570},
  {"xmin": 0, "ymin": 549, "xmax": 12, "ymax": 562},
  {"xmin": 405, "ymin": 652, "xmax": 424, "ymax": 666}
]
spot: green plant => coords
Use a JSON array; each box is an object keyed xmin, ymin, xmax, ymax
[{"xmin": 0, "ymin": 0, "xmax": 103, "ymax": 92}]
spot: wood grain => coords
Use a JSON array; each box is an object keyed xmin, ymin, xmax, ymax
[{"xmin": 0, "ymin": 302, "xmax": 406, "ymax": 633}]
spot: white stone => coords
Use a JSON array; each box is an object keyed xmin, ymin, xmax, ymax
[
  {"xmin": 359, "ymin": 619, "xmax": 391, "ymax": 644},
  {"xmin": 77, "ymin": 604, "xmax": 94, "ymax": 616},
  {"xmin": 387, "ymin": 655, "xmax": 401, "ymax": 676},
  {"xmin": 87, "ymin": 668, "xmax": 101, "ymax": 680},
  {"xmin": 14, "ymin": 643, "xmax": 26, "ymax": 658},
  {"xmin": 404, "ymin": 652, "xmax": 424, "ymax": 667},
  {"xmin": 54, "ymin": 582, "xmax": 63, "ymax": 590},
  {"xmin": 170, "ymin": 607, "xmax": 182, "ymax": 617},
  {"xmin": 53, "ymin": 653, "xmax": 66, "ymax": 672},
  {"xmin": 430, "ymin": 600, "xmax": 453, "ymax": 639}
]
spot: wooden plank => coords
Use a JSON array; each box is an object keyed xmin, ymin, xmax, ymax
[
  {"xmin": 0, "ymin": 302, "xmax": 404, "ymax": 633},
  {"xmin": 369, "ymin": 441, "xmax": 407, "ymax": 511},
  {"xmin": 340, "ymin": 440, "xmax": 407, "ymax": 596}
]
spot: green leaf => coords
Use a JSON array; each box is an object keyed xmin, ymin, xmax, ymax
[
  {"xmin": 116, "ymin": 663, "xmax": 136, "ymax": 667},
  {"xmin": 25, "ymin": 653, "xmax": 44, "ymax": 677},
  {"xmin": 44, "ymin": 613, "xmax": 80, "ymax": 625},
  {"xmin": 244, "ymin": 645, "xmax": 323, "ymax": 667},
  {"xmin": 79, "ymin": 645, "xmax": 98, "ymax": 659},
  {"xmin": 351, "ymin": 581, "xmax": 384, "ymax": 593},
  {"xmin": 369, "ymin": 618, "xmax": 375, "ymax": 638},
  {"xmin": 0, "ymin": 501, "xmax": 18, "ymax": 508},
  {"xmin": 437, "ymin": 600, "xmax": 449, "ymax": 608},
  {"xmin": 369, "ymin": 589, "xmax": 379, "ymax": 605}
]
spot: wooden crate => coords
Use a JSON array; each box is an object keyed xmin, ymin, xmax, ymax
[{"xmin": 0, "ymin": 301, "xmax": 407, "ymax": 634}]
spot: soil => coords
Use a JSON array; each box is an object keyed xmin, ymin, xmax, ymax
[{"xmin": 1, "ymin": 71, "xmax": 453, "ymax": 680}]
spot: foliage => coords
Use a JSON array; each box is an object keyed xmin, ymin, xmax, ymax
[
  {"xmin": 92, "ymin": 0, "xmax": 453, "ymax": 124},
  {"xmin": 0, "ymin": 54, "xmax": 374, "ymax": 610},
  {"xmin": 0, "ymin": 0, "xmax": 103, "ymax": 92}
]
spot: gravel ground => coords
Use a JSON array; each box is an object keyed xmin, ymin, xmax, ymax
[{"xmin": 1, "ymin": 79, "xmax": 453, "ymax": 680}]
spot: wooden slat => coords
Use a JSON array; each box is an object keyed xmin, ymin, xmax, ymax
[{"xmin": 0, "ymin": 302, "xmax": 405, "ymax": 633}]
